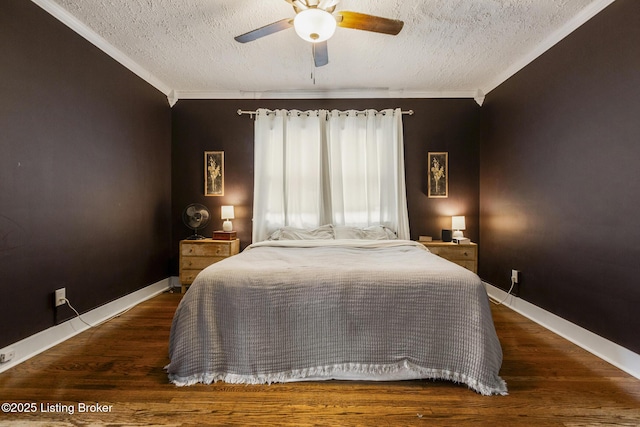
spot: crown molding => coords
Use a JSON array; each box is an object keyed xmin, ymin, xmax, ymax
[
  {"xmin": 482, "ymin": 0, "xmax": 616, "ymax": 94},
  {"xmin": 31, "ymin": 0, "xmax": 172, "ymax": 97},
  {"xmin": 32, "ymin": 0, "xmax": 614, "ymax": 107},
  {"xmin": 173, "ymin": 89, "xmax": 482, "ymax": 103}
]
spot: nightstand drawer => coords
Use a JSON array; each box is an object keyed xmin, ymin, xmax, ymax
[
  {"xmin": 180, "ymin": 269, "xmax": 200, "ymax": 284},
  {"xmin": 427, "ymin": 245, "xmax": 477, "ymax": 261},
  {"xmin": 181, "ymin": 242, "xmax": 232, "ymax": 257},
  {"xmin": 180, "ymin": 256, "xmax": 225, "ymax": 270},
  {"xmin": 452, "ymin": 260, "xmax": 477, "ymax": 271},
  {"xmin": 419, "ymin": 241, "xmax": 478, "ymax": 274}
]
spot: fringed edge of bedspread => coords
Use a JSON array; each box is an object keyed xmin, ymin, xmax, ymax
[{"xmin": 166, "ymin": 360, "xmax": 508, "ymax": 396}]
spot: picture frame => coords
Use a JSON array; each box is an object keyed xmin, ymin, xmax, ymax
[
  {"xmin": 428, "ymin": 152, "xmax": 448, "ymax": 198},
  {"xmin": 205, "ymin": 151, "xmax": 224, "ymax": 196}
]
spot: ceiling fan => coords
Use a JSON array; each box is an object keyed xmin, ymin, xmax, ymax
[{"xmin": 234, "ymin": 0, "xmax": 404, "ymax": 67}]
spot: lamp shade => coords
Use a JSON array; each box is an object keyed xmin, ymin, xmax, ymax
[
  {"xmin": 221, "ymin": 205, "xmax": 235, "ymax": 220},
  {"xmin": 293, "ymin": 9, "xmax": 337, "ymax": 43},
  {"xmin": 452, "ymin": 215, "xmax": 465, "ymax": 238},
  {"xmin": 452, "ymin": 216, "xmax": 466, "ymax": 230}
]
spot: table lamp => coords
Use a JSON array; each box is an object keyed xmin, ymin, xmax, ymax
[
  {"xmin": 221, "ymin": 205, "xmax": 234, "ymax": 232},
  {"xmin": 452, "ymin": 215, "xmax": 466, "ymax": 238}
]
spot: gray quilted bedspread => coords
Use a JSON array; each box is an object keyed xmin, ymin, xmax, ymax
[{"xmin": 166, "ymin": 240, "xmax": 507, "ymax": 395}]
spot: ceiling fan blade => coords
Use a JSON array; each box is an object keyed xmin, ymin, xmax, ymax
[
  {"xmin": 313, "ymin": 41, "xmax": 329, "ymax": 67},
  {"xmin": 318, "ymin": 0, "xmax": 339, "ymax": 10},
  {"xmin": 234, "ymin": 18, "xmax": 294, "ymax": 43},
  {"xmin": 336, "ymin": 11, "xmax": 404, "ymax": 35}
]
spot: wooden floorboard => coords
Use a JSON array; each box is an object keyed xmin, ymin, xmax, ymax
[{"xmin": 1, "ymin": 291, "xmax": 638, "ymax": 426}]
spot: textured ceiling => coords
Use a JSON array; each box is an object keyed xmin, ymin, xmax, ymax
[{"xmin": 36, "ymin": 0, "xmax": 613, "ymax": 103}]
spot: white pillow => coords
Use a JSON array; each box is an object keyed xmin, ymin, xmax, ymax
[
  {"xmin": 334, "ymin": 225, "xmax": 397, "ymax": 240},
  {"xmin": 333, "ymin": 226, "xmax": 365, "ymax": 239},
  {"xmin": 267, "ymin": 224, "xmax": 335, "ymax": 240}
]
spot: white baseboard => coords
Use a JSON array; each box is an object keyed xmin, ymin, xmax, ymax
[
  {"xmin": 484, "ymin": 282, "xmax": 640, "ymax": 380},
  {"xmin": 0, "ymin": 277, "xmax": 176, "ymax": 373},
  {"xmin": 4, "ymin": 278, "xmax": 636, "ymax": 380}
]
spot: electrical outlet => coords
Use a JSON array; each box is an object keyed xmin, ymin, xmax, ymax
[
  {"xmin": 55, "ymin": 288, "xmax": 66, "ymax": 307},
  {"xmin": 0, "ymin": 348, "xmax": 15, "ymax": 363},
  {"xmin": 511, "ymin": 269, "xmax": 520, "ymax": 284}
]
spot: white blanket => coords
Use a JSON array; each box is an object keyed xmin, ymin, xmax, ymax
[{"xmin": 167, "ymin": 240, "xmax": 507, "ymax": 395}]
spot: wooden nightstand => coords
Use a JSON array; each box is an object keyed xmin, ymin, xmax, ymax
[
  {"xmin": 179, "ymin": 238, "xmax": 240, "ymax": 293},
  {"xmin": 419, "ymin": 240, "xmax": 478, "ymax": 273}
]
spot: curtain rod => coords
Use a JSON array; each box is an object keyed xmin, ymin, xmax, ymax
[{"xmin": 237, "ymin": 109, "xmax": 414, "ymax": 118}]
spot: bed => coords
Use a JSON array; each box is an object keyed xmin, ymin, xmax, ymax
[{"xmin": 166, "ymin": 227, "xmax": 507, "ymax": 396}]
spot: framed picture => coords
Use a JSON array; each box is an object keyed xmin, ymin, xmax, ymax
[
  {"xmin": 428, "ymin": 152, "xmax": 448, "ymax": 198},
  {"xmin": 205, "ymin": 151, "xmax": 224, "ymax": 196}
]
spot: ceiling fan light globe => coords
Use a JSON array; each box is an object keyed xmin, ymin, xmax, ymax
[{"xmin": 294, "ymin": 9, "xmax": 336, "ymax": 43}]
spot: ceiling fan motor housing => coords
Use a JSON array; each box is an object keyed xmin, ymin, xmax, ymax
[{"xmin": 294, "ymin": 9, "xmax": 337, "ymax": 42}]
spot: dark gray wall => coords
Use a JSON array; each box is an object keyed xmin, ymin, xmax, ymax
[
  {"xmin": 171, "ymin": 98, "xmax": 480, "ymax": 272},
  {"xmin": 0, "ymin": 1, "xmax": 172, "ymax": 347},
  {"xmin": 480, "ymin": 0, "xmax": 640, "ymax": 353},
  {"xmin": 4, "ymin": 0, "xmax": 637, "ymax": 360}
]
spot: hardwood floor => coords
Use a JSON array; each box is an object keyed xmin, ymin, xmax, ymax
[{"xmin": 1, "ymin": 290, "xmax": 638, "ymax": 426}]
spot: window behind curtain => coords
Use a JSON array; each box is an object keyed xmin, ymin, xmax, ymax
[{"xmin": 252, "ymin": 108, "xmax": 409, "ymax": 242}]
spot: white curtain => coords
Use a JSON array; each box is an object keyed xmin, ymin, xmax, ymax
[{"xmin": 252, "ymin": 108, "xmax": 409, "ymax": 242}]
